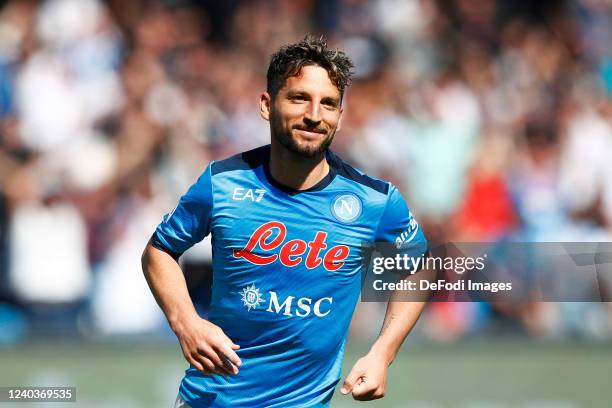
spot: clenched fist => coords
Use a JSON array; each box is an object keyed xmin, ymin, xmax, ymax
[
  {"xmin": 340, "ymin": 352, "xmax": 389, "ymax": 401},
  {"xmin": 173, "ymin": 316, "xmax": 242, "ymax": 376}
]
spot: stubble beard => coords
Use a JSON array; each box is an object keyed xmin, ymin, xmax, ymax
[{"xmin": 270, "ymin": 111, "xmax": 336, "ymax": 159}]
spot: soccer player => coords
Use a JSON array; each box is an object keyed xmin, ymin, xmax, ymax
[{"xmin": 142, "ymin": 36, "xmax": 430, "ymax": 407}]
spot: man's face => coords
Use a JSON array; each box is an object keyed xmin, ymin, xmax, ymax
[{"xmin": 261, "ymin": 65, "xmax": 343, "ymax": 158}]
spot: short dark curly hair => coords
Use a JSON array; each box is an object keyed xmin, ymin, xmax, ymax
[{"xmin": 266, "ymin": 35, "xmax": 354, "ymax": 100}]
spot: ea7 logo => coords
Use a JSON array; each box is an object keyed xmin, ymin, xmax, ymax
[{"xmin": 233, "ymin": 188, "xmax": 266, "ymax": 202}]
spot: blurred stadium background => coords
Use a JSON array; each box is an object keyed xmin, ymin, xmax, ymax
[{"xmin": 0, "ymin": 0, "xmax": 611, "ymax": 406}]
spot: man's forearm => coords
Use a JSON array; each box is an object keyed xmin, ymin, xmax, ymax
[
  {"xmin": 141, "ymin": 242, "xmax": 199, "ymax": 332},
  {"xmin": 142, "ymin": 241, "xmax": 242, "ymax": 375},
  {"xmin": 369, "ymin": 267, "xmax": 436, "ymax": 364}
]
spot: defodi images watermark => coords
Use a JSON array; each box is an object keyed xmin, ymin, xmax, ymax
[{"xmin": 361, "ymin": 242, "xmax": 612, "ymax": 303}]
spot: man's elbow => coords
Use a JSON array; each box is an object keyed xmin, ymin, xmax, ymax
[
  {"xmin": 142, "ymin": 240, "xmax": 181, "ymax": 270},
  {"xmin": 141, "ymin": 241, "xmax": 153, "ymax": 274}
]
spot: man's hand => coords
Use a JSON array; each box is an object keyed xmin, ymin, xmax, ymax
[
  {"xmin": 339, "ymin": 269, "xmax": 433, "ymax": 400},
  {"xmin": 173, "ymin": 316, "xmax": 242, "ymax": 376},
  {"xmin": 142, "ymin": 244, "xmax": 242, "ymax": 377},
  {"xmin": 340, "ymin": 351, "xmax": 389, "ymax": 400}
]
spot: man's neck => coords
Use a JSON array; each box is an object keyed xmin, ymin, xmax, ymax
[{"xmin": 269, "ymin": 142, "xmax": 330, "ymax": 191}]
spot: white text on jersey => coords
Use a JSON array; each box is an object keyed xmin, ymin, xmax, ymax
[{"xmin": 233, "ymin": 188, "xmax": 266, "ymax": 202}]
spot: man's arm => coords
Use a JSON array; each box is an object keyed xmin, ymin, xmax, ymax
[
  {"xmin": 142, "ymin": 164, "xmax": 241, "ymax": 375},
  {"xmin": 343, "ymin": 184, "xmax": 430, "ymax": 400},
  {"xmin": 141, "ymin": 241, "xmax": 241, "ymax": 375},
  {"xmin": 340, "ymin": 267, "xmax": 435, "ymax": 400}
]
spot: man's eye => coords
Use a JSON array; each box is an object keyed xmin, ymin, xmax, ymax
[{"xmin": 290, "ymin": 95, "xmax": 305, "ymax": 101}]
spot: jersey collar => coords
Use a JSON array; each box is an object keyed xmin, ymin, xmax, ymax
[{"xmin": 262, "ymin": 146, "xmax": 337, "ymax": 195}]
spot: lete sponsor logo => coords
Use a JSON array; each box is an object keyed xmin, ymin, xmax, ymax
[{"xmin": 233, "ymin": 221, "xmax": 350, "ymax": 271}]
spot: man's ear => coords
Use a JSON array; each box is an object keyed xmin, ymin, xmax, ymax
[
  {"xmin": 336, "ymin": 106, "xmax": 344, "ymax": 132},
  {"xmin": 260, "ymin": 92, "xmax": 272, "ymax": 121}
]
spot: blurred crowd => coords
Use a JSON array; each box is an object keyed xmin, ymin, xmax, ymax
[{"xmin": 0, "ymin": 0, "xmax": 611, "ymax": 343}]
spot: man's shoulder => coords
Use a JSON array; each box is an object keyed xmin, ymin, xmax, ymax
[
  {"xmin": 327, "ymin": 150, "xmax": 391, "ymax": 196},
  {"xmin": 207, "ymin": 145, "xmax": 393, "ymax": 197},
  {"xmin": 210, "ymin": 145, "xmax": 270, "ymax": 176}
]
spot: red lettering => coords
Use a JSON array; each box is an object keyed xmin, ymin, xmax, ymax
[
  {"xmin": 279, "ymin": 239, "xmax": 307, "ymax": 267},
  {"xmin": 305, "ymin": 232, "xmax": 328, "ymax": 269},
  {"xmin": 233, "ymin": 221, "xmax": 286, "ymax": 264},
  {"xmin": 234, "ymin": 222, "xmax": 350, "ymax": 271},
  {"xmin": 323, "ymin": 245, "xmax": 350, "ymax": 271}
]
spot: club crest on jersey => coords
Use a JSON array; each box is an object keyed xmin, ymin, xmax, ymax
[
  {"xmin": 233, "ymin": 221, "xmax": 350, "ymax": 271},
  {"xmin": 331, "ymin": 193, "xmax": 362, "ymax": 223}
]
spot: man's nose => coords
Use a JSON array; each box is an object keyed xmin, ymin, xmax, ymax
[{"xmin": 304, "ymin": 102, "xmax": 322, "ymax": 124}]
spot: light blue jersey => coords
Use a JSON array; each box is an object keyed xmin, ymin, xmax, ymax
[{"xmin": 152, "ymin": 145, "xmax": 427, "ymax": 407}]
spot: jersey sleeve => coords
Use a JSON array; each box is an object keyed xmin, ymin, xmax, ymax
[
  {"xmin": 374, "ymin": 185, "xmax": 428, "ymax": 261},
  {"xmin": 151, "ymin": 164, "xmax": 214, "ymax": 259}
]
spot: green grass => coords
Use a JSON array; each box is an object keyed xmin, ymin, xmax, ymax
[{"xmin": 0, "ymin": 340, "xmax": 610, "ymax": 407}]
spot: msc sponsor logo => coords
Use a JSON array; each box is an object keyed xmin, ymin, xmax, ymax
[
  {"xmin": 331, "ymin": 193, "xmax": 362, "ymax": 223},
  {"xmin": 233, "ymin": 187, "xmax": 266, "ymax": 202},
  {"xmin": 233, "ymin": 221, "xmax": 350, "ymax": 271},
  {"xmin": 240, "ymin": 284, "xmax": 265, "ymax": 311},
  {"xmin": 239, "ymin": 284, "xmax": 333, "ymax": 318}
]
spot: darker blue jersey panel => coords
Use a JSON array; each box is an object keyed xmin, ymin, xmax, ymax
[
  {"xmin": 210, "ymin": 146, "xmax": 265, "ymax": 176},
  {"xmin": 152, "ymin": 166, "xmax": 213, "ymax": 258},
  {"xmin": 152, "ymin": 145, "xmax": 427, "ymax": 407},
  {"xmin": 327, "ymin": 149, "xmax": 389, "ymax": 195}
]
